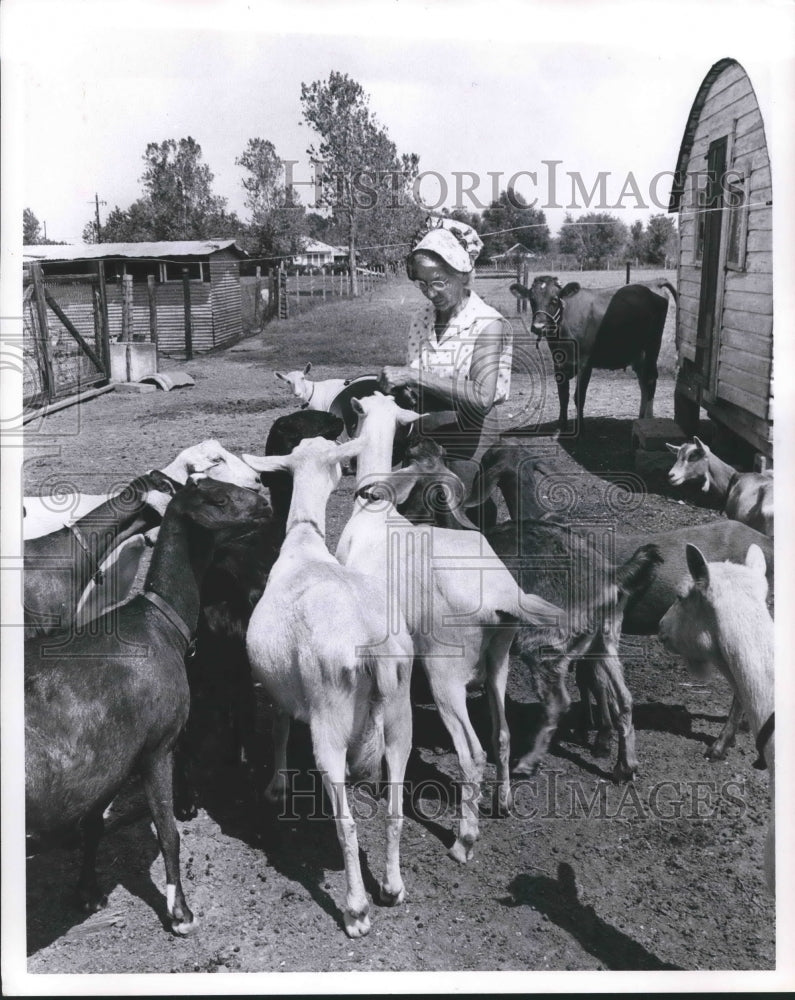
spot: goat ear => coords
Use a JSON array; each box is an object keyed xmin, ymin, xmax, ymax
[
  {"xmin": 303, "ymin": 362, "xmax": 312, "ymax": 376},
  {"xmin": 745, "ymin": 544, "xmax": 767, "ymax": 577},
  {"xmin": 509, "ymin": 282, "xmax": 529, "ymax": 300},
  {"xmin": 243, "ymin": 453, "xmax": 291, "ymax": 473},
  {"xmin": 685, "ymin": 544, "xmax": 710, "ymax": 584},
  {"xmin": 274, "ymin": 371, "xmax": 286, "ymax": 381},
  {"xmin": 665, "ymin": 443, "xmax": 681, "ymax": 455},
  {"xmin": 396, "ymin": 408, "xmax": 427, "ymax": 427},
  {"xmin": 692, "ymin": 435, "xmax": 708, "ymax": 454},
  {"xmin": 560, "ymin": 282, "xmax": 580, "ymax": 298},
  {"xmin": 334, "ymin": 437, "xmax": 365, "ymax": 462},
  {"xmin": 382, "ymin": 469, "xmax": 421, "ymax": 506}
]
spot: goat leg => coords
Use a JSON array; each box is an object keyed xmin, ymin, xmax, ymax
[
  {"xmin": 141, "ymin": 750, "xmax": 195, "ymax": 936},
  {"xmin": 75, "ymin": 802, "xmax": 110, "ymax": 912},
  {"xmin": 594, "ymin": 640, "xmax": 638, "ymax": 783},
  {"xmin": 379, "ymin": 687, "xmax": 412, "ymax": 906},
  {"xmin": 312, "ymin": 732, "xmax": 371, "ymax": 938},
  {"xmin": 706, "ymin": 694, "xmax": 744, "ymax": 761}
]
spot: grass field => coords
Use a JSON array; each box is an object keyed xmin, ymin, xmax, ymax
[{"xmin": 252, "ymin": 270, "xmax": 679, "ymax": 379}]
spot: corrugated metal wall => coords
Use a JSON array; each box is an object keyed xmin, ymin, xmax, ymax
[
  {"xmin": 106, "ymin": 281, "xmax": 213, "ymax": 358},
  {"xmin": 209, "ymin": 251, "xmax": 243, "ymax": 347}
]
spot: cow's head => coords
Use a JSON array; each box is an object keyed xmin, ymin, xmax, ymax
[{"xmin": 510, "ymin": 276, "xmax": 573, "ymax": 339}]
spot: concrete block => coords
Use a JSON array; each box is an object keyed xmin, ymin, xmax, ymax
[{"xmin": 632, "ymin": 418, "xmax": 687, "ymax": 453}]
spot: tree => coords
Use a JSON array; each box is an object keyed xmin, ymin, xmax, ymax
[
  {"xmin": 23, "ymin": 208, "xmax": 42, "ymax": 244},
  {"xmin": 644, "ymin": 213, "xmax": 677, "ymax": 266},
  {"xmin": 626, "ymin": 219, "xmax": 647, "ymax": 262},
  {"xmin": 83, "ymin": 137, "xmax": 240, "ymax": 243},
  {"xmin": 480, "ymin": 190, "xmax": 549, "ymax": 261},
  {"xmin": 558, "ymin": 212, "xmax": 627, "ymax": 268},
  {"xmin": 236, "ymin": 139, "xmax": 308, "ymax": 264},
  {"xmin": 300, "ymin": 71, "xmax": 422, "ymax": 293},
  {"xmin": 140, "ymin": 137, "xmax": 232, "ymax": 239}
]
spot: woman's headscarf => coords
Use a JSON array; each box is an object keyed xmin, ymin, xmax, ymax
[{"xmin": 409, "ymin": 217, "xmax": 484, "ymax": 274}]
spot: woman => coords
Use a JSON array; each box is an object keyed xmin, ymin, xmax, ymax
[{"xmin": 380, "ymin": 219, "xmax": 512, "ymax": 475}]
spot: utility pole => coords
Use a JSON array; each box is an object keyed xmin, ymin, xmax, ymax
[{"xmin": 88, "ymin": 193, "xmax": 106, "ymax": 242}]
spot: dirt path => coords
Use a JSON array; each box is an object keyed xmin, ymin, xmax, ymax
[{"xmin": 18, "ymin": 320, "xmax": 775, "ymax": 980}]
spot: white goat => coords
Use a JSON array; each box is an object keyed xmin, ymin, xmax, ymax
[
  {"xmin": 244, "ymin": 436, "xmax": 414, "ymax": 938},
  {"xmin": 666, "ymin": 437, "xmax": 774, "ymax": 538},
  {"xmin": 335, "ymin": 392, "xmax": 563, "ymax": 863},
  {"xmin": 659, "ymin": 544, "xmax": 775, "ymax": 893},
  {"xmin": 274, "ymin": 362, "xmax": 347, "ymax": 412},
  {"xmin": 23, "ymin": 439, "xmax": 263, "ymax": 540}
]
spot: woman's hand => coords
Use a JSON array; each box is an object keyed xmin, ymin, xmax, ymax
[{"xmin": 379, "ymin": 365, "xmax": 416, "ymax": 393}]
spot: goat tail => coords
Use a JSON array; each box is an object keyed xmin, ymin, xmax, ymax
[
  {"xmin": 656, "ymin": 279, "xmax": 678, "ymax": 305},
  {"xmin": 347, "ymin": 652, "xmax": 392, "ymax": 783},
  {"xmin": 616, "ymin": 543, "xmax": 664, "ymax": 599}
]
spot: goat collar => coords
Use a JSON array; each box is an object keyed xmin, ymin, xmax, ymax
[
  {"xmin": 752, "ymin": 712, "xmax": 775, "ymax": 771},
  {"xmin": 288, "ymin": 517, "xmax": 325, "ymax": 539},
  {"xmin": 142, "ymin": 589, "xmax": 193, "ymax": 647},
  {"xmin": 69, "ymin": 523, "xmax": 104, "ymax": 586},
  {"xmin": 355, "ymin": 485, "xmax": 383, "ymax": 504}
]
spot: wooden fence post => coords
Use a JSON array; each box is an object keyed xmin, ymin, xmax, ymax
[
  {"xmin": 182, "ymin": 267, "xmax": 193, "ymax": 360},
  {"xmin": 121, "ymin": 273, "xmax": 134, "ymax": 341},
  {"xmin": 254, "ymin": 266, "xmax": 262, "ymax": 330},
  {"xmin": 147, "ymin": 275, "xmax": 159, "ymax": 365},
  {"xmin": 625, "ymin": 261, "xmax": 631, "ymax": 285},
  {"xmin": 30, "ymin": 261, "xmax": 55, "ymax": 401},
  {"xmin": 95, "ymin": 261, "xmax": 110, "ymax": 375}
]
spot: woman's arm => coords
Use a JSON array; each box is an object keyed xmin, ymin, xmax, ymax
[{"xmin": 380, "ymin": 317, "xmax": 504, "ymax": 416}]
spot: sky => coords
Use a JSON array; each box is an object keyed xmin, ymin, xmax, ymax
[{"xmin": 3, "ymin": 0, "xmax": 793, "ymax": 246}]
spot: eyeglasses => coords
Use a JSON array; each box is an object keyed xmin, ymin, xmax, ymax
[{"xmin": 414, "ymin": 279, "xmax": 449, "ymax": 293}]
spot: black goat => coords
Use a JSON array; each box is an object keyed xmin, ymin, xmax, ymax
[
  {"xmin": 174, "ymin": 409, "xmax": 345, "ymax": 820},
  {"xmin": 25, "ymin": 479, "xmax": 269, "ymax": 933},
  {"xmin": 23, "ymin": 469, "xmax": 178, "ymax": 639}
]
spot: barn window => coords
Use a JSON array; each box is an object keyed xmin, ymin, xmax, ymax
[
  {"xmin": 161, "ymin": 261, "xmax": 208, "ymax": 282},
  {"xmin": 725, "ymin": 172, "xmax": 749, "ymax": 270}
]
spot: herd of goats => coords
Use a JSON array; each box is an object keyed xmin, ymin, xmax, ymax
[{"xmin": 23, "ymin": 364, "xmax": 775, "ymax": 940}]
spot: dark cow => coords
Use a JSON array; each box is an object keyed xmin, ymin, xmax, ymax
[{"xmin": 510, "ymin": 276, "xmax": 677, "ymax": 433}]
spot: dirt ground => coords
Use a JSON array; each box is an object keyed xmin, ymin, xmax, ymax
[{"xmin": 16, "ymin": 300, "xmax": 775, "ymax": 983}]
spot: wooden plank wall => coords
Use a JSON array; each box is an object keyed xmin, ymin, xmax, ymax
[
  {"xmin": 676, "ymin": 61, "xmax": 773, "ymax": 452},
  {"xmin": 208, "ymin": 251, "xmax": 243, "ymax": 347}
]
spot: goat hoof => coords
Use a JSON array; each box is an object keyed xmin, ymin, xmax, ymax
[
  {"xmin": 511, "ymin": 757, "xmax": 539, "ymax": 778},
  {"xmin": 378, "ymin": 882, "xmax": 406, "ymax": 907},
  {"xmin": 343, "ymin": 909, "xmax": 371, "ymax": 938},
  {"xmin": 174, "ymin": 801, "xmax": 198, "ymax": 822},
  {"xmin": 611, "ymin": 764, "xmax": 636, "ymax": 784},
  {"xmin": 171, "ymin": 913, "xmax": 197, "ymax": 936},
  {"xmin": 448, "ymin": 839, "xmax": 474, "ymax": 864},
  {"xmin": 76, "ymin": 890, "xmax": 108, "ymax": 913},
  {"xmin": 705, "ymin": 743, "xmax": 729, "ymax": 762}
]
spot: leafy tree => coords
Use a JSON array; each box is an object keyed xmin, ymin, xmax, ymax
[
  {"xmin": 23, "ymin": 208, "xmax": 42, "ymax": 244},
  {"xmin": 139, "ymin": 137, "xmax": 231, "ymax": 239},
  {"xmin": 300, "ymin": 71, "xmax": 422, "ymax": 292},
  {"xmin": 236, "ymin": 139, "xmax": 308, "ymax": 264},
  {"xmin": 480, "ymin": 190, "xmax": 549, "ymax": 261},
  {"xmin": 83, "ymin": 137, "xmax": 240, "ymax": 242},
  {"xmin": 626, "ymin": 219, "xmax": 647, "ymax": 262},
  {"xmin": 644, "ymin": 213, "xmax": 677, "ymax": 266},
  {"xmin": 559, "ymin": 212, "xmax": 627, "ymax": 268}
]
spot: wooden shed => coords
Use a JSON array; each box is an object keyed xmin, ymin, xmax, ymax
[
  {"xmin": 23, "ymin": 240, "xmax": 248, "ymax": 359},
  {"xmin": 668, "ymin": 58, "xmax": 773, "ymax": 461}
]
